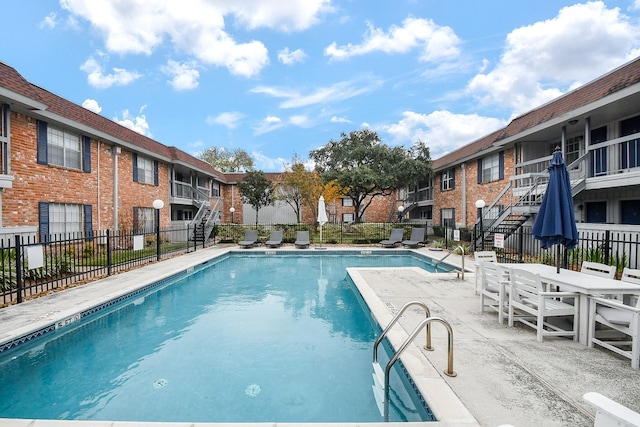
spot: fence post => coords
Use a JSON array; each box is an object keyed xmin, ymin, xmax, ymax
[
  {"xmin": 518, "ymin": 227, "xmax": 524, "ymax": 263},
  {"xmin": 106, "ymin": 229, "xmax": 112, "ymax": 276},
  {"xmin": 14, "ymin": 235, "xmax": 22, "ymax": 304},
  {"xmin": 604, "ymin": 229, "xmax": 610, "ymax": 266}
]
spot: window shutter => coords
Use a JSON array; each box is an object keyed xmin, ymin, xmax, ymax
[
  {"xmin": 133, "ymin": 154, "xmax": 138, "ymax": 182},
  {"xmin": 498, "ymin": 151, "xmax": 504, "ymax": 180},
  {"xmin": 439, "ymin": 208, "xmax": 443, "ymax": 226},
  {"xmin": 83, "ymin": 136, "xmax": 91, "ymax": 173},
  {"xmin": 154, "ymin": 160, "xmax": 159, "ymax": 186},
  {"xmin": 477, "ymin": 159, "xmax": 483, "ymax": 184},
  {"xmin": 439, "ymin": 173, "xmax": 444, "ymax": 191},
  {"xmin": 451, "ymin": 168, "xmax": 456, "ymax": 189},
  {"xmin": 133, "ymin": 207, "xmax": 140, "ymax": 232},
  {"xmin": 37, "ymin": 120, "xmax": 48, "ymax": 165},
  {"xmin": 38, "ymin": 202, "xmax": 49, "ymax": 242},
  {"xmin": 84, "ymin": 205, "xmax": 93, "ymax": 239}
]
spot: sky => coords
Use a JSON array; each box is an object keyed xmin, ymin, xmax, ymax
[{"xmin": 3, "ymin": 1, "xmax": 640, "ymax": 172}]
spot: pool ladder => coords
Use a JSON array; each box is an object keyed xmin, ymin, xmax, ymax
[
  {"xmin": 372, "ymin": 301, "xmax": 456, "ymax": 422},
  {"xmin": 433, "ymin": 245, "xmax": 465, "ymax": 279}
]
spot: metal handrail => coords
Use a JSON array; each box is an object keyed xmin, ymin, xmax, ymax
[
  {"xmin": 433, "ymin": 245, "xmax": 465, "ymax": 279},
  {"xmin": 382, "ymin": 316, "xmax": 456, "ymax": 421},
  {"xmin": 373, "ymin": 301, "xmax": 433, "ymax": 366}
]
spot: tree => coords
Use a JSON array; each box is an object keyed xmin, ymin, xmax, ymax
[
  {"xmin": 309, "ymin": 129, "xmax": 432, "ymax": 222},
  {"xmin": 199, "ymin": 147, "xmax": 254, "ymax": 172},
  {"xmin": 237, "ymin": 171, "xmax": 274, "ymax": 225},
  {"xmin": 276, "ymin": 155, "xmax": 345, "ymax": 224}
]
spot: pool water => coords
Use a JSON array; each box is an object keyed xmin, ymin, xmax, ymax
[{"xmin": 0, "ymin": 253, "xmax": 443, "ymax": 423}]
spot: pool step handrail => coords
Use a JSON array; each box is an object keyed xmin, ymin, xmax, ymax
[
  {"xmin": 373, "ymin": 301, "xmax": 433, "ymax": 365},
  {"xmin": 433, "ymin": 246, "xmax": 465, "ymax": 280},
  {"xmin": 374, "ymin": 316, "xmax": 457, "ymax": 422}
]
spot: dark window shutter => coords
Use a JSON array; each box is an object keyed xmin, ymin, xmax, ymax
[
  {"xmin": 439, "ymin": 173, "xmax": 444, "ymax": 191},
  {"xmin": 498, "ymin": 151, "xmax": 504, "ymax": 180},
  {"xmin": 84, "ymin": 205, "xmax": 93, "ymax": 239},
  {"xmin": 37, "ymin": 120, "xmax": 48, "ymax": 165},
  {"xmin": 154, "ymin": 160, "xmax": 159, "ymax": 186},
  {"xmin": 133, "ymin": 207, "xmax": 140, "ymax": 233},
  {"xmin": 38, "ymin": 202, "xmax": 49, "ymax": 242},
  {"xmin": 83, "ymin": 136, "xmax": 91, "ymax": 173},
  {"xmin": 133, "ymin": 154, "xmax": 138, "ymax": 182},
  {"xmin": 477, "ymin": 159, "xmax": 483, "ymax": 184},
  {"xmin": 451, "ymin": 168, "xmax": 456, "ymax": 189}
]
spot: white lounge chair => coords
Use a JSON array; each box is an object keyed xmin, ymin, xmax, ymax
[
  {"xmin": 588, "ymin": 267, "xmax": 640, "ymax": 369},
  {"xmin": 474, "ymin": 250, "xmax": 497, "ymax": 295},
  {"xmin": 508, "ymin": 267, "xmax": 579, "ymax": 342},
  {"xmin": 479, "ymin": 262, "xmax": 509, "ymax": 324}
]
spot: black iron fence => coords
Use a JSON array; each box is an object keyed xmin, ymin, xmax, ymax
[
  {"xmin": 3, "ymin": 220, "xmax": 637, "ymax": 306},
  {"xmin": 472, "ymin": 224, "xmax": 640, "ymax": 274},
  {"xmin": 0, "ymin": 224, "xmax": 207, "ymax": 306}
]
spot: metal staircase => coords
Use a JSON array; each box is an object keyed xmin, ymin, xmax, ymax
[
  {"xmin": 475, "ymin": 154, "xmax": 587, "ymax": 250},
  {"xmin": 189, "ymin": 189, "xmax": 221, "ymax": 244}
]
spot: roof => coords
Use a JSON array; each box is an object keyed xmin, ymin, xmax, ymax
[
  {"xmin": 433, "ymin": 56, "xmax": 640, "ymax": 170},
  {"xmin": 0, "ymin": 61, "xmax": 225, "ymax": 181}
]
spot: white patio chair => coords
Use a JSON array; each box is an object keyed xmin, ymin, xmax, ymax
[
  {"xmin": 479, "ymin": 262, "xmax": 509, "ymax": 324},
  {"xmin": 474, "ymin": 250, "xmax": 497, "ymax": 295},
  {"xmin": 581, "ymin": 261, "xmax": 616, "ymax": 278},
  {"xmin": 508, "ymin": 267, "xmax": 579, "ymax": 342},
  {"xmin": 588, "ymin": 267, "xmax": 640, "ymax": 369}
]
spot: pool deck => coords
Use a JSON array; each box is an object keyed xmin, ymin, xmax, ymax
[{"xmin": 0, "ymin": 245, "xmax": 638, "ymax": 427}]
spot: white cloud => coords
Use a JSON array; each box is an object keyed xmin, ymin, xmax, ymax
[
  {"xmin": 379, "ymin": 110, "xmax": 507, "ymax": 158},
  {"xmin": 330, "ymin": 116, "xmax": 351, "ymax": 123},
  {"xmin": 251, "ymin": 76, "xmax": 383, "ymax": 109},
  {"xmin": 631, "ymin": 0, "xmax": 640, "ymax": 11},
  {"xmin": 81, "ymin": 98, "xmax": 102, "ymax": 114},
  {"xmin": 467, "ymin": 1, "xmax": 640, "ymax": 114},
  {"xmin": 207, "ymin": 112, "xmax": 244, "ymax": 129},
  {"xmin": 114, "ymin": 108, "xmax": 152, "ymax": 137},
  {"xmin": 289, "ymin": 115, "xmax": 311, "ymax": 127},
  {"xmin": 254, "ymin": 115, "xmax": 284, "ymax": 135},
  {"xmin": 161, "ymin": 60, "xmax": 200, "ymax": 90},
  {"xmin": 324, "ymin": 17, "xmax": 461, "ymax": 62},
  {"xmin": 278, "ymin": 47, "xmax": 307, "ymax": 65},
  {"xmin": 80, "ymin": 55, "xmax": 141, "ymax": 89},
  {"xmin": 251, "ymin": 151, "xmax": 289, "ymax": 172},
  {"xmin": 40, "ymin": 12, "xmax": 57, "ymax": 29},
  {"xmin": 61, "ymin": 0, "xmax": 332, "ymax": 78}
]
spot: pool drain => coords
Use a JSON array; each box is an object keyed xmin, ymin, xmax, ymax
[
  {"xmin": 245, "ymin": 383, "xmax": 261, "ymax": 397},
  {"xmin": 153, "ymin": 378, "xmax": 168, "ymax": 389}
]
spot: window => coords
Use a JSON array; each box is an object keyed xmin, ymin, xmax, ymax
[
  {"xmin": 134, "ymin": 207, "xmax": 156, "ymax": 232},
  {"xmin": 48, "ymin": 127, "xmax": 82, "ymax": 169},
  {"xmin": 586, "ymin": 201, "xmax": 606, "ymax": 223},
  {"xmin": 441, "ymin": 208, "xmax": 455, "ymax": 228},
  {"xmin": 38, "ymin": 202, "xmax": 92, "ymax": 240},
  {"xmin": 621, "ymin": 139, "xmax": 640, "ymax": 169},
  {"xmin": 441, "ymin": 168, "xmax": 455, "ymax": 191},
  {"xmin": 565, "ymin": 136, "xmax": 582, "ymax": 165},
  {"xmin": 342, "ymin": 213, "xmax": 354, "ymax": 223},
  {"xmin": 0, "ymin": 104, "xmax": 9, "ymax": 175},
  {"xmin": 342, "ymin": 198, "xmax": 353, "ymax": 207},
  {"xmin": 477, "ymin": 152, "xmax": 504, "ymax": 183},
  {"xmin": 621, "ymin": 200, "xmax": 640, "ymax": 225},
  {"xmin": 134, "ymin": 155, "xmax": 156, "ymax": 185},
  {"xmin": 211, "ymin": 182, "xmax": 220, "ymax": 197},
  {"xmin": 37, "ymin": 121, "xmax": 91, "ymax": 173}
]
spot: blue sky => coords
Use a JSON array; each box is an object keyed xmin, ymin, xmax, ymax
[{"xmin": 3, "ymin": 1, "xmax": 640, "ymax": 171}]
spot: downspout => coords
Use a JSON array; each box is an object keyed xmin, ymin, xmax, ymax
[
  {"xmin": 97, "ymin": 141, "xmax": 101, "ymax": 230},
  {"xmin": 461, "ymin": 163, "xmax": 467, "ymax": 227},
  {"xmin": 112, "ymin": 146, "xmax": 121, "ymax": 230}
]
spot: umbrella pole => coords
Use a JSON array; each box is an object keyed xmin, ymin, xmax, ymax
[{"xmin": 556, "ymin": 245, "xmax": 560, "ymax": 274}]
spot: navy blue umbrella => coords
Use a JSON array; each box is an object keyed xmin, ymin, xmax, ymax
[{"xmin": 532, "ymin": 148, "xmax": 579, "ymax": 272}]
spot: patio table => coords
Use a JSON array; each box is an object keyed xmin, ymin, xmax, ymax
[{"xmin": 499, "ymin": 263, "xmax": 640, "ymax": 345}]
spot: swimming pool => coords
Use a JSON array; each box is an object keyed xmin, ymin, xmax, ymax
[{"xmin": 0, "ymin": 251, "xmax": 451, "ymax": 423}]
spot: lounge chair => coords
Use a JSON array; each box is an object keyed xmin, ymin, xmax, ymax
[
  {"xmin": 265, "ymin": 230, "xmax": 283, "ymax": 248},
  {"xmin": 380, "ymin": 228, "xmax": 404, "ymax": 248},
  {"xmin": 238, "ymin": 230, "xmax": 258, "ymax": 249},
  {"xmin": 401, "ymin": 227, "xmax": 425, "ymax": 248},
  {"xmin": 295, "ymin": 231, "xmax": 310, "ymax": 249}
]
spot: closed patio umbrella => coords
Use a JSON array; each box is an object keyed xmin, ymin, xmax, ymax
[
  {"xmin": 317, "ymin": 196, "xmax": 328, "ymax": 248},
  {"xmin": 532, "ymin": 148, "xmax": 579, "ymax": 273}
]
